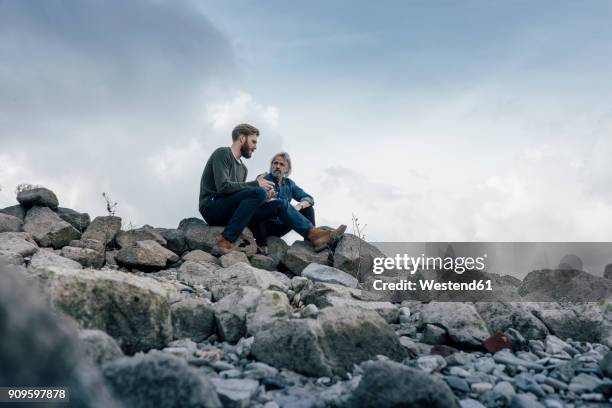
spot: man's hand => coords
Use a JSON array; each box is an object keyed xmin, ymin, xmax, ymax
[
  {"xmin": 257, "ymin": 174, "xmax": 275, "ymax": 191},
  {"xmin": 267, "ymin": 189, "xmax": 278, "ymax": 200},
  {"xmin": 293, "ymin": 201, "xmax": 311, "ymax": 211}
]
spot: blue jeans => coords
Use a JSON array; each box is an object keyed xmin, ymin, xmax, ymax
[
  {"xmin": 200, "ymin": 188, "xmax": 313, "ymax": 244},
  {"xmin": 265, "ymin": 206, "xmax": 315, "ymax": 242},
  {"xmin": 253, "ymin": 203, "xmax": 315, "ymax": 246}
]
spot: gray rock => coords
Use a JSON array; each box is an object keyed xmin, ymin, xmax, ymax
[
  {"xmin": 475, "ymin": 302, "xmax": 549, "ymax": 341},
  {"xmin": 250, "ymin": 254, "xmax": 277, "ymax": 271},
  {"xmin": 301, "ymin": 262, "xmax": 359, "ymax": 288},
  {"xmin": 0, "ymin": 205, "xmax": 26, "ymax": 220},
  {"xmin": 243, "ymin": 361, "xmax": 278, "ymax": 380},
  {"xmin": 210, "ymin": 262, "xmax": 290, "ymax": 300},
  {"xmin": 30, "ymin": 248, "xmax": 83, "ymax": 270},
  {"xmin": 115, "ymin": 240, "xmax": 179, "ymax": 271},
  {"xmin": 246, "ymin": 290, "xmax": 292, "ymax": 336},
  {"xmin": 421, "ymin": 302, "xmax": 490, "ymax": 346},
  {"xmin": 214, "ymin": 287, "xmax": 262, "ymax": 343},
  {"xmin": 415, "ymin": 355, "xmax": 446, "ymax": 373},
  {"xmin": 493, "ymin": 349, "xmax": 545, "ymax": 371},
  {"xmin": 156, "ymin": 227, "xmax": 187, "ymax": 254},
  {"xmin": 102, "ymin": 351, "xmax": 221, "ymax": 408},
  {"xmin": 116, "ymin": 225, "xmax": 167, "ymax": 248},
  {"xmin": 333, "ymin": 233, "xmax": 385, "ymax": 280},
  {"xmin": 544, "ymin": 335, "xmax": 572, "ymax": 354},
  {"xmin": 267, "ymin": 236, "xmax": 288, "ymax": 265},
  {"xmin": 282, "ymin": 241, "xmax": 331, "ymax": 275},
  {"xmin": 568, "ymin": 373, "xmax": 603, "ymax": 393},
  {"xmin": 0, "ymin": 232, "xmax": 38, "ymax": 257},
  {"xmin": 57, "ymin": 207, "xmax": 90, "ymax": 232},
  {"xmin": 460, "ymin": 399, "xmax": 486, "ymax": 408},
  {"xmin": 0, "ymin": 213, "xmax": 23, "ymax": 232},
  {"xmin": 23, "ymin": 206, "xmax": 81, "ymax": 248},
  {"xmin": 82, "ymin": 216, "xmax": 122, "ymax": 246},
  {"xmin": 605, "ymin": 263, "xmax": 612, "ymax": 280},
  {"xmin": 61, "ymin": 246, "xmax": 105, "ymax": 268},
  {"xmin": 533, "ymin": 304, "xmax": 607, "ymax": 344},
  {"xmin": 171, "ymin": 298, "xmax": 215, "ymax": 342},
  {"xmin": 78, "ymin": 329, "xmax": 124, "ymax": 365},
  {"xmin": 446, "ymin": 376, "xmax": 471, "ymax": 393},
  {"xmin": 17, "ymin": 187, "xmax": 59, "ymax": 210},
  {"xmin": 303, "ymin": 303, "xmax": 319, "ymax": 318},
  {"xmin": 219, "ymin": 250, "xmax": 249, "ymax": 268},
  {"xmin": 105, "ymin": 250, "xmax": 118, "ymax": 268},
  {"xmin": 31, "ymin": 265, "xmax": 176, "ymax": 353},
  {"xmin": 422, "ymin": 324, "xmax": 450, "ymax": 345},
  {"xmin": 179, "ymin": 218, "xmax": 256, "ymax": 257},
  {"xmin": 519, "ymin": 268, "xmax": 612, "ymax": 302},
  {"xmin": 346, "ymin": 360, "xmax": 460, "ymax": 408},
  {"xmin": 251, "ymin": 305, "xmax": 407, "ymax": 377},
  {"xmin": 210, "ymin": 378, "xmax": 259, "ymax": 408},
  {"xmin": 177, "ymin": 260, "xmax": 220, "ymax": 287},
  {"xmin": 182, "ymin": 249, "xmax": 219, "ymax": 265},
  {"xmin": 601, "ymin": 351, "xmax": 612, "ymax": 378},
  {"xmin": 0, "ymin": 263, "xmax": 120, "ymax": 407},
  {"xmin": 0, "ymin": 250, "xmax": 24, "ymax": 266},
  {"xmin": 509, "ymin": 394, "xmax": 544, "ymax": 408}
]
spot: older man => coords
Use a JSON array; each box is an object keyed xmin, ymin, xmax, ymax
[{"xmin": 253, "ymin": 152, "xmax": 343, "ymax": 253}]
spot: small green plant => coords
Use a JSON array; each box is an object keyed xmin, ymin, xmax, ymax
[
  {"xmin": 101, "ymin": 192, "xmax": 118, "ymax": 217},
  {"xmin": 15, "ymin": 183, "xmax": 41, "ymax": 194},
  {"xmin": 351, "ymin": 213, "xmax": 367, "ymax": 280}
]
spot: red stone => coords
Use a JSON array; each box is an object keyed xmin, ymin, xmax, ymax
[{"xmin": 483, "ymin": 331, "xmax": 512, "ymax": 353}]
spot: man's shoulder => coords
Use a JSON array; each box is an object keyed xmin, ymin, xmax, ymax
[{"xmin": 211, "ymin": 146, "xmax": 231, "ymax": 158}]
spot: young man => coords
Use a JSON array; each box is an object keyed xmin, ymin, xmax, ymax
[{"xmin": 199, "ymin": 124, "xmax": 346, "ymax": 255}]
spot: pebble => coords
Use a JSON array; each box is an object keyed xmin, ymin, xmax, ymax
[
  {"xmin": 445, "ymin": 376, "xmax": 471, "ymax": 393},
  {"xmin": 449, "ymin": 366, "xmax": 472, "ymax": 377},
  {"xmin": 471, "ymin": 382, "xmax": 493, "ymax": 394},
  {"xmin": 474, "ymin": 357, "xmax": 496, "ymax": 374},
  {"xmin": 416, "ymin": 355, "xmax": 446, "ymax": 373},
  {"xmin": 303, "ymin": 304, "xmax": 319, "ymax": 318},
  {"xmin": 459, "ymin": 398, "xmax": 487, "ymax": 408}
]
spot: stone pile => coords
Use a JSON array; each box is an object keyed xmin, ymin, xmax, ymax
[{"xmin": 1, "ymin": 186, "xmax": 611, "ymax": 408}]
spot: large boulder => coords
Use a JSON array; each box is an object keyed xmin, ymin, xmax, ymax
[
  {"xmin": 282, "ymin": 241, "xmax": 331, "ymax": 275},
  {"xmin": 302, "ymin": 262, "xmax": 359, "ymax": 288},
  {"xmin": 0, "ymin": 213, "xmax": 23, "ymax": 232},
  {"xmin": 518, "ymin": 269, "xmax": 612, "ymax": 302},
  {"xmin": 213, "ymin": 287, "xmax": 262, "ymax": 343},
  {"xmin": 420, "ymin": 302, "xmax": 490, "ymax": 347},
  {"xmin": 171, "ymin": 298, "xmax": 216, "ymax": 342},
  {"xmin": 23, "ymin": 206, "xmax": 81, "ymax": 248},
  {"xmin": 475, "ymin": 302, "xmax": 549, "ymax": 341},
  {"xmin": 116, "ymin": 225, "xmax": 167, "ymax": 248},
  {"xmin": 182, "ymin": 249, "xmax": 219, "ymax": 265},
  {"xmin": 333, "ymin": 233, "xmax": 385, "ymax": 280},
  {"xmin": 0, "ymin": 232, "xmax": 38, "ymax": 257},
  {"xmin": 246, "ymin": 290, "xmax": 293, "ymax": 336},
  {"xmin": 0, "ymin": 204, "xmax": 26, "ymax": 220},
  {"xmin": 177, "ymin": 260, "xmax": 220, "ymax": 287},
  {"xmin": 301, "ymin": 282, "xmax": 399, "ymax": 323},
  {"xmin": 251, "ymin": 305, "xmax": 407, "ymax": 377},
  {"xmin": 115, "ymin": 240, "xmax": 179, "ymax": 271},
  {"xmin": 219, "ymin": 250, "xmax": 249, "ymax": 268},
  {"xmin": 17, "ymin": 187, "xmax": 59, "ymax": 210},
  {"xmin": 30, "ymin": 248, "xmax": 83, "ymax": 270},
  {"xmin": 78, "ymin": 329, "xmax": 124, "ymax": 365},
  {"xmin": 62, "ymin": 245, "xmax": 105, "ymax": 269},
  {"xmin": 102, "ymin": 351, "xmax": 222, "ymax": 408},
  {"xmin": 82, "ymin": 216, "xmax": 122, "ymax": 246},
  {"xmin": 347, "ymin": 360, "xmax": 460, "ymax": 408},
  {"xmin": 179, "ymin": 217, "xmax": 256, "ymax": 257},
  {"xmin": 30, "ymin": 265, "xmax": 176, "ymax": 354},
  {"xmin": 57, "ymin": 207, "xmax": 91, "ymax": 232},
  {"xmin": 0, "ymin": 263, "xmax": 120, "ymax": 407},
  {"xmin": 210, "ymin": 262, "xmax": 290, "ymax": 300},
  {"xmin": 531, "ymin": 303, "xmax": 609, "ymax": 344}
]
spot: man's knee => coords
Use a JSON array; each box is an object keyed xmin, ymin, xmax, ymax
[{"xmin": 253, "ymin": 187, "xmax": 268, "ymax": 203}]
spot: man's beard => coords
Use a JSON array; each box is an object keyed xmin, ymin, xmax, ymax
[
  {"xmin": 271, "ymin": 170, "xmax": 286, "ymax": 179},
  {"xmin": 240, "ymin": 143, "xmax": 252, "ymax": 158}
]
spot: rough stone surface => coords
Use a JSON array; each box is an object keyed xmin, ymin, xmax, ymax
[
  {"xmin": 0, "ymin": 213, "xmax": 23, "ymax": 233},
  {"xmin": 82, "ymin": 216, "xmax": 122, "ymax": 246},
  {"xmin": 475, "ymin": 302, "xmax": 549, "ymax": 341},
  {"xmin": 246, "ymin": 290, "xmax": 292, "ymax": 336},
  {"xmin": 78, "ymin": 329, "xmax": 124, "ymax": 365},
  {"xmin": 171, "ymin": 298, "xmax": 215, "ymax": 342},
  {"xmin": 532, "ymin": 303, "xmax": 607, "ymax": 343},
  {"xmin": 0, "ymin": 232, "xmax": 38, "ymax": 257},
  {"xmin": 17, "ymin": 187, "xmax": 59, "ymax": 210},
  {"xmin": 177, "ymin": 260, "xmax": 220, "ymax": 287},
  {"xmin": 0, "ymin": 205, "xmax": 26, "ymax": 220},
  {"xmin": 179, "ymin": 218, "xmax": 256, "ymax": 257},
  {"xmin": 30, "ymin": 248, "xmax": 83, "ymax": 270},
  {"xmin": 211, "ymin": 262, "xmax": 290, "ymax": 300},
  {"xmin": 267, "ymin": 236, "xmax": 289, "ymax": 265},
  {"xmin": 214, "ymin": 287, "xmax": 262, "ymax": 343},
  {"xmin": 23, "ymin": 206, "xmax": 81, "ymax": 248},
  {"xmin": 31, "ymin": 265, "xmax": 176, "ymax": 353},
  {"xmin": 182, "ymin": 249, "xmax": 219, "ymax": 265},
  {"xmin": 282, "ymin": 241, "xmax": 331, "ymax": 274},
  {"xmin": 116, "ymin": 225, "xmax": 167, "ymax": 248},
  {"xmin": 302, "ymin": 262, "xmax": 359, "ymax": 288},
  {"xmin": 252, "ymin": 306, "xmax": 407, "ymax": 377},
  {"xmin": 210, "ymin": 378, "xmax": 259, "ymax": 408},
  {"xmin": 347, "ymin": 360, "xmax": 460, "ymax": 408},
  {"xmin": 116, "ymin": 240, "xmax": 179, "ymax": 271},
  {"xmin": 519, "ymin": 269, "xmax": 612, "ymax": 302},
  {"xmin": 156, "ymin": 228, "xmax": 187, "ymax": 255},
  {"xmin": 57, "ymin": 207, "xmax": 91, "ymax": 232},
  {"xmin": 219, "ymin": 250, "xmax": 249, "ymax": 268},
  {"xmin": 333, "ymin": 233, "xmax": 386, "ymax": 281},
  {"xmin": 102, "ymin": 351, "xmax": 222, "ymax": 408},
  {"xmin": 250, "ymin": 254, "xmax": 277, "ymax": 271},
  {"xmin": 0, "ymin": 250, "xmax": 25, "ymax": 266},
  {"xmin": 61, "ymin": 245, "xmax": 105, "ymax": 268},
  {"xmin": 421, "ymin": 302, "xmax": 490, "ymax": 347},
  {"xmin": 601, "ymin": 351, "xmax": 612, "ymax": 378}
]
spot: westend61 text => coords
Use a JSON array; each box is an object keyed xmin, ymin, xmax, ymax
[{"xmin": 372, "ymin": 279, "xmax": 493, "ymax": 291}]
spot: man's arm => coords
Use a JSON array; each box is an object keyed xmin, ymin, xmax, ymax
[
  {"xmin": 212, "ymin": 152, "xmax": 258, "ymax": 195},
  {"xmin": 291, "ymin": 180, "xmax": 314, "ymax": 206}
]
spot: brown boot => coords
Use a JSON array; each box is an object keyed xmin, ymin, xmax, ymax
[
  {"xmin": 215, "ymin": 236, "xmax": 236, "ymax": 255},
  {"xmin": 307, "ymin": 224, "xmax": 347, "ymax": 252}
]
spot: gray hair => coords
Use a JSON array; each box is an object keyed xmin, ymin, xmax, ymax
[{"xmin": 269, "ymin": 152, "xmax": 292, "ymax": 176}]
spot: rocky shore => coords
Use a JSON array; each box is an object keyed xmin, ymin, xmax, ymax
[{"xmin": 1, "ymin": 186, "xmax": 611, "ymax": 408}]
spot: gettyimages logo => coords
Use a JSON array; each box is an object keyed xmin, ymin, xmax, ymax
[{"xmin": 372, "ymin": 253, "xmax": 488, "ymax": 275}]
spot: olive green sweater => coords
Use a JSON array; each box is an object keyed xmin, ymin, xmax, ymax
[{"xmin": 199, "ymin": 147, "xmax": 259, "ymax": 211}]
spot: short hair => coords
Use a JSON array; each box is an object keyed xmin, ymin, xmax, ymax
[
  {"xmin": 232, "ymin": 123, "xmax": 260, "ymax": 141},
  {"xmin": 270, "ymin": 152, "xmax": 292, "ymax": 176}
]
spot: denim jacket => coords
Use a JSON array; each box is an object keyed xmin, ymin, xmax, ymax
[{"xmin": 263, "ymin": 173, "xmax": 314, "ymax": 206}]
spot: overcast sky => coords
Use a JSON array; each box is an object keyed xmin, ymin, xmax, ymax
[{"xmin": 1, "ymin": 0, "xmax": 612, "ymax": 242}]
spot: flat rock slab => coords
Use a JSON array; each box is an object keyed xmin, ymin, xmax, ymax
[
  {"xmin": 116, "ymin": 240, "xmax": 179, "ymax": 271},
  {"xmin": 282, "ymin": 241, "xmax": 331, "ymax": 275},
  {"xmin": 116, "ymin": 226, "xmax": 166, "ymax": 249},
  {"xmin": 30, "ymin": 249, "xmax": 83, "ymax": 270},
  {"xmin": 302, "ymin": 262, "xmax": 359, "ymax": 288}
]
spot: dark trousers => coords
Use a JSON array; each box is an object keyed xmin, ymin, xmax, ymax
[
  {"xmin": 200, "ymin": 188, "xmax": 313, "ymax": 244},
  {"xmin": 255, "ymin": 205, "xmax": 315, "ymax": 246}
]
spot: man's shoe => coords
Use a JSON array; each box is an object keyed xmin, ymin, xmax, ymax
[
  {"xmin": 308, "ymin": 224, "xmax": 347, "ymax": 252},
  {"xmin": 215, "ymin": 236, "xmax": 236, "ymax": 255}
]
